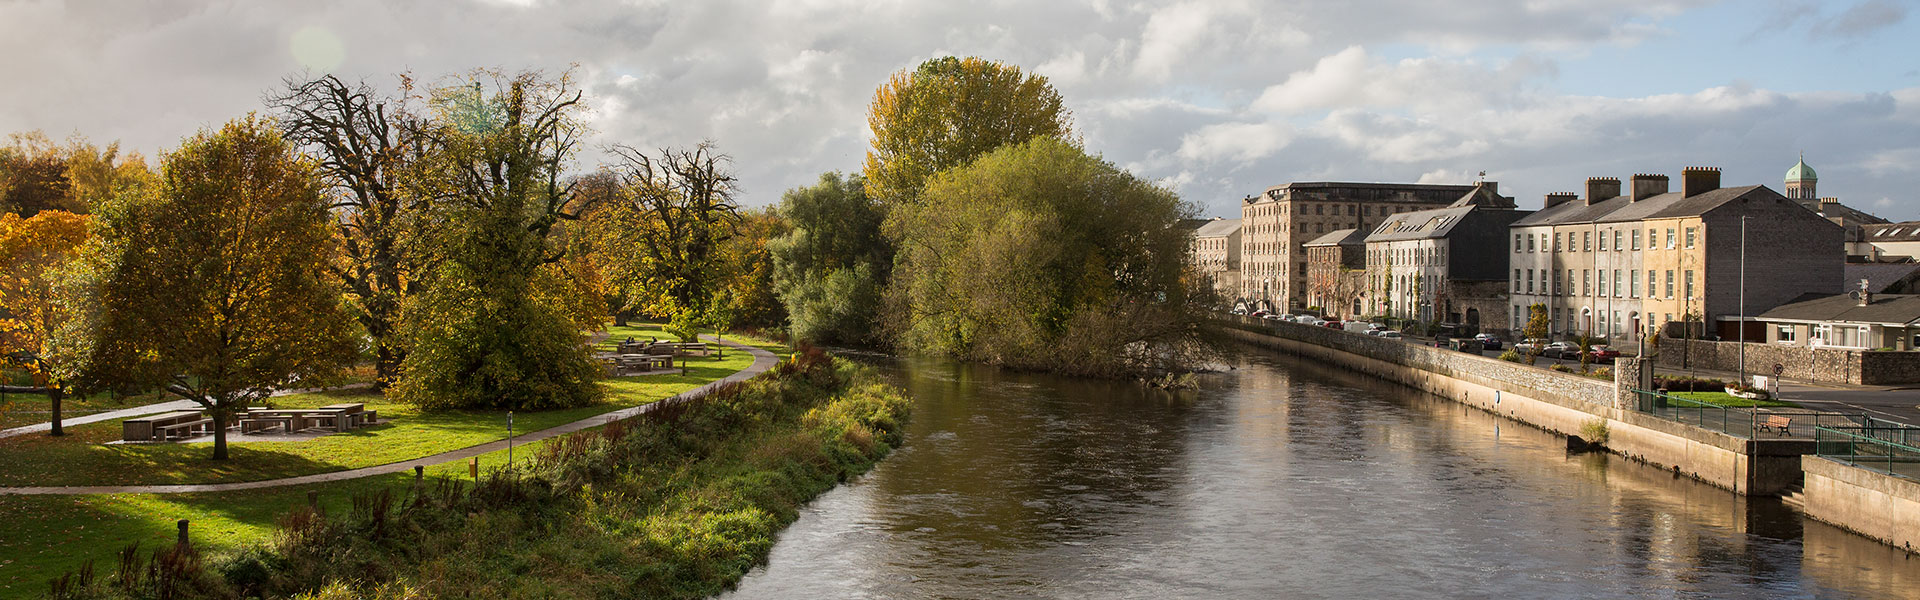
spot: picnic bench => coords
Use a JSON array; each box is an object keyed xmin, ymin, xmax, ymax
[
  {"xmin": 1759, "ymin": 414, "xmax": 1794, "ymax": 435},
  {"xmin": 122, "ymin": 411, "xmax": 208, "ymax": 442},
  {"xmin": 599, "ymin": 352, "xmax": 676, "ymax": 376}
]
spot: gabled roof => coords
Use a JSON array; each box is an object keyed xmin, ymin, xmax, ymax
[
  {"xmin": 1365, "ymin": 205, "xmax": 1479, "ymax": 242},
  {"xmin": 1758, "ymin": 293, "xmax": 1920, "ymax": 326},
  {"xmin": 1192, "ymin": 217, "xmax": 1241, "ymax": 238},
  {"xmin": 1302, "ymin": 228, "xmax": 1367, "ymax": 247},
  {"xmin": 1864, "ymin": 221, "xmax": 1920, "ymax": 242},
  {"xmin": 1514, "ymin": 185, "xmax": 1785, "ymax": 228},
  {"xmin": 1845, "ymin": 263, "xmax": 1920, "ymax": 293}
]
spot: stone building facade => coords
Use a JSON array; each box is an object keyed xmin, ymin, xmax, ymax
[
  {"xmin": 1302, "ymin": 228, "xmax": 1367, "ymax": 317},
  {"xmin": 1238, "ymin": 182, "xmax": 1474, "ymax": 312},
  {"xmin": 1507, "ymin": 167, "xmax": 1844, "ymax": 342},
  {"xmin": 1187, "ymin": 217, "xmax": 1241, "ymax": 301},
  {"xmin": 1361, "ymin": 182, "xmax": 1527, "ymax": 331}
]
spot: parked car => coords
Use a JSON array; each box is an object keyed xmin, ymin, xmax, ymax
[
  {"xmin": 1380, "ymin": 331, "xmax": 1403, "ymax": 340},
  {"xmin": 1322, "ymin": 320, "xmax": 1344, "ymax": 329},
  {"xmin": 1262, "ymin": 313, "xmax": 1287, "ymax": 321},
  {"xmin": 1250, "ymin": 310, "xmax": 1269, "ymax": 318},
  {"xmin": 1513, "ymin": 338, "xmax": 1546, "ymax": 354},
  {"xmin": 1541, "ymin": 341, "xmax": 1580, "ymax": 359},
  {"xmin": 1582, "ymin": 345, "xmax": 1621, "ymax": 363},
  {"xmin": 1343, "ymin": 321, "xmax": 1373, "ymax": 333},
  {"xmin": 1472, "ymin": 334, "xmax": 1502, "ymax": 350},
  {"xmin": 1231, "ymin": 307, "xmax": 1248, "ymax": 315}
]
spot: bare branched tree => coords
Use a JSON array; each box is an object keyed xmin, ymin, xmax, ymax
[{"xmin": 596, "ymin": 142, "xmax": 742, "ymax": 315}]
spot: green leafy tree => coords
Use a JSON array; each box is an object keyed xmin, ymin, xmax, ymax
[
  {"xmin": 65, "ymin": 116, "xmax": 356, "ymax": 459},
  {"xmin": 0, "ymin": 210, "xmax": 91, "ymax": 435},
  {"xmin": 391, "ymin": 71, "xmax": 601, "ymax": 411},
  {"xmin": 588, "ymin": 142, "xmax": 743, "ymax": 339},
  {"xmin": 862, "ymin": 56, "xmax": 1071, "ymax": 206},
  {"xmin": 888, "ymin": 136, "xmax": 1215, "ymax": 377},
  {"xmin": 711, "ymin": 208, "xmax": 788, "ymax": 332},
  {"xmin": 1523, "ymin": 303, "xmax": 1550, "ymax": 365},
  {"xmin": 769, "ymin": 172, "xmax": 889, "ymax": 345}
]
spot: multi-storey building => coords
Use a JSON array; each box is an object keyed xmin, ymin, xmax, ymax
[
  {"xmin": 1783, "ymin": 155, "xmax": 1891, "ymax": 261},
  {"xmin": 1238, "ymin": 182, "xmax": 1475, "ymax": 311},
  {"xmin": 1507, "ymin": 167, "xmax": 1843, "ymax": 342},
  {"xmin": 1188, "ymin": 217, "xmax": 1241, "ymax": 300},
  {"xmin": 1302, "ymin": 228, "xmax": 1367, "ymax": 317},
  {"xmin": 1361, "ymin": 183, "xmax": 1527, "ymax": 331}
]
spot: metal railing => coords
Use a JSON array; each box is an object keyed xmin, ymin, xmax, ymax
[
  {"xmin": 1814, "ymin": 424, "xmax": 1920, "ymax": 481},
  {"xmin": 1627, "ymin": 388, "xmax": 1863, "ymax": 439}
]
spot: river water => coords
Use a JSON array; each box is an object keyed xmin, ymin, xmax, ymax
[{"xmin": 724, "ymin": 350, "xmax": 1920, "ymax": 599}]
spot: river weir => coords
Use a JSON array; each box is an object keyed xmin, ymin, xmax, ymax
[{"xmin": 725, "ymin": 350, "xmax": 1919, "ymax": 599}]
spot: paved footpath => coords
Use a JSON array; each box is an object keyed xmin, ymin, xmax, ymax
[{"xmin": 0, "ymin": 336, "xmax": 777, "ymax": 496}]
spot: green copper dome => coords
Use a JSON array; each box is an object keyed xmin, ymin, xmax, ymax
[{"xmin": 1785, "ymin": 157, "xmax": 1817, "ymax": 182}]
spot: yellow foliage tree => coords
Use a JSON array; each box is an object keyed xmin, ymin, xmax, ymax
[
  {"xmin": 862, "ymin": 56, "xmax": 1072, "ymax": 207},
  {"xmin": 0, "ymin": 210, "xmax": 89, "ymax": 435}
]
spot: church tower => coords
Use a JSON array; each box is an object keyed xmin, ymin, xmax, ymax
[{"xmin": 1784, "ymin": 153, "xmax": 1817, "ymax": 202}]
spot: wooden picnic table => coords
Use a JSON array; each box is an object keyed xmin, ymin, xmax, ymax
[{"xmin": 122, "ymin": 411, "xmax": 205, "ymax": 442}]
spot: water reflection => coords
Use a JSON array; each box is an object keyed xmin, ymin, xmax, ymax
[{"xmin": 724, "ymin": 351, "xmax": 1919, "ymax": 599}]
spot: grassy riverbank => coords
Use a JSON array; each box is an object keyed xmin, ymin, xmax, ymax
[{"xmin": 39, "ymin": 347, "xmax": 908, "ymax": 600}]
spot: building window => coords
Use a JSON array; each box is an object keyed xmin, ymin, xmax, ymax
[
  {"xmin": 1685, "ymin": 227, "xmax": 1696, "ymax": 249},
  {"xmin": 1526, "ymin": 269, "xmax": 1535, "ymax": 294},
  {"xmin": 1513, "ymin": 305, "xmax": 1521, "ymax": 331},
  {"xmin": 1598, "ymin": 270, "xmax": 1607, "ymax": 297},
  {"xmin": 1347, "ymin": 205, "xmax": 1355, "ymax": 216},
  {"xmin": 1665, "ymin": 270, "xmax": 1674, "ymax": 298},
  {"xmin": 1514, "ymin": 234, "xmax": 1522, "ymax": 253},
  {"xmin": 1630, "ymin": 271, "xmax": 1639, "ymax": 298},
  {"xmin": 1365, "ymin": 206, "xmax": 1373, "ymax": 216},
  {"xmin": 1551, "ymin": 270, "xmax": 1559, "ymax": 295},
  {"xmin": 1583, "ymin": 269, "xmax": 1591, "ymax": 296},
  {"xmin": 1614, "ymin": 230, "xmax": 1623, "ymax": 252},
  {"xmin": 1528, "ymin": 234, "xmax": 1536, "ymax": 252},
  {"xmin": 1631, "ymin": 229, "xmax": 1641, "ymax": 250},
  {"xmin": 1315, "ymin": 204, "xmax": 1324, "ymax": 215},
  {"xmin": 1666, "ymin": 228, "xmax": 1676, "ymax": 249},
  {"xmin": 1567, "ymin": 269, "xmax": 1575, "ymax": 295},
  {"xmin": 1777, "ymin": 325, "xmax": 1796, "ymax": 343},
  {"xmin": 1613, "ymin": 269, "xmax": 1623, "ymax": 297},
  {"xmin": 1599, "ymin": 230, "xmax": 1608, "ymax": 251},
  {"xmin": 1584, "ymin": 231, "xmax": 1592, "ymax": 252},
  {"xmin": 1685, "ymin": 270, "xmax": 1695, "ymax": 300},
  {"xmin": 1514, "ymin": 269, "xmax": 1521, "ymax": 293}
]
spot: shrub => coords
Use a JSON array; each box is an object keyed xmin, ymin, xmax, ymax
[
  {"xmin": 1588, "ymin": 367, "xmax": 1613, "ymax": 381},
  {"xmin": 1499, "ymin": 350, "xmax": 1522, "ymax": 363},
  {"xmin": 1549, "ymin": 363, "xmax": 1572, "ymax": 373},
  {"xmin": 1580, "ymin": 418, "xmax": 1611, "ymax": 445}
]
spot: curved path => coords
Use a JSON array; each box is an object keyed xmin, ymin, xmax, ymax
[{"xmin": 0, "ymin": 336, "xmax": 778, "ymax": 496}]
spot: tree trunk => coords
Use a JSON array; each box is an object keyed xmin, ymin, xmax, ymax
[
  {"xmin": 46, "ymin": 387, "xmax": 63, "ymax": 437},
  {"xmin": 210, "ymin": 411, "xmax": 230, "ymax": 460},
  {"xmin": 374, "ymin": 344, "xmax": 403, "ymax": 391}
]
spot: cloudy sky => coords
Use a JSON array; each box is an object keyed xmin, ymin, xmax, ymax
[{"xmin": 3, "ymin": 0, "xmax": 1917, "ymax": 219}]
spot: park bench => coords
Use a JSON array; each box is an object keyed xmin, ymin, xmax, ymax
[
  {"xmin": 1760, "ymin": 415, "xmax": 1794, "ymax": 435},
  {"xmin": 122, "ymin": 411, "xmax": 207, "ymax": 442},
  {"xmin": 240, "ymin": 414, "xmax": 298, "ymax": 434}
]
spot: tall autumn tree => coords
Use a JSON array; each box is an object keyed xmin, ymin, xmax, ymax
[
  {"xmin": 0, "ymin": 210, "xmax": 90, "ymax": 435},
  {"xmin": 391, "ymin": 71, "xmax": 601, "ymax": 411},
  {"xmin": 270, "ymin": 74, "xmax": 427, "ymax": 389},
  {"xmin": 888, "ymin": 137, "xmax": 1215, "ymax": 378},
  {"xmin": 67, "ymin": 116, "xmax": 355, "ymax": 459},
  {"xmin": 588, "ymin": 142, "xmax": 742, "ymax": 339},
  {"xmin": 863, "ymin": 56, "xmax": 1072, "ymax": 206}
]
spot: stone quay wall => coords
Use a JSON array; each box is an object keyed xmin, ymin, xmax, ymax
[
  {"xmin": 1223, "ymin": 317, "xmax": 1807, "ymax": 495},
  {"xmin": 1802, "ymin": 457, "xmax": 1920, "ymax": 553},
  {"xmin": 1655, "ymin": 338, "xmax": 1920, "ymax": 385}
]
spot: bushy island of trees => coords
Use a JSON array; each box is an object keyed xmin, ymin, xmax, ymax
[{"xmin": 6, "ymin": 54, "xmax": 1215, "ymax": 599}]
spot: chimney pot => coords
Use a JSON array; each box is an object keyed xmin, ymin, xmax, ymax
[
  {"xmin": 1681, "ymin": 166, "xmax": 1721, "ymax": 198},
  {"xmin": 1543, "ymin": 192, "xmax": 1577, "ymax": 210},
  {"xmin": 1630, "ymin": 173, "xmax": 1670, "ymax": 202},
  {"xmin": 1585, "ymin": 177, "xmax": 1621, "ymax": 205}
]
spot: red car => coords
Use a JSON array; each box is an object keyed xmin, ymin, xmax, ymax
[{"xmin": 1582, "ymin": 345, "xmax": 1621, "ymax": 363}]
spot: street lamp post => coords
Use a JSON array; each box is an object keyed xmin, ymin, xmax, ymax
[{"xmin": 1738, "ymin": 216, "xmax": 1747, "ymax": 384}]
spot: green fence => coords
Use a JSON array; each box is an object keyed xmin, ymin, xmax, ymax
[
  {"xmin": 1814, "ymin": 424, "xmax": 1920, "ymax": 481},
  {"xmin": 1627, "ymin": 388, "xmax": 1861, "ymax": 439}
]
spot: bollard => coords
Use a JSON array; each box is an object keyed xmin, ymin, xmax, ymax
[
  {"xmin": 176, "ymin": 519, "xmax": 189, "ymax": 548},
  {"xmin": 470, "ymin": 456, "xmax": 479, "ymax": 480},
  {"xmin": 414, "ymin": 465, "xmax": 424, "ymax": 480}
]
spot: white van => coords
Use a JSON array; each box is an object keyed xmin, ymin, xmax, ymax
[{"xmin": 1343, "ymin": 321, "xmax": 1371, "ymax": 333}]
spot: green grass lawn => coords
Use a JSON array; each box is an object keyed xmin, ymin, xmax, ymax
[
  {"xmin": 0, "ymin": 325, "xmax": 790, "ymax": 598},
  {"xmin": 1669, "ymin": 390, "xmax": 1799, "ymax": 408},
  {"xmin": 0, "ymin": 324, "xmax": 786, "ymax": 487}
]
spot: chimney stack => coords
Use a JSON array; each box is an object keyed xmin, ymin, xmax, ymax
[
  {"xmin": 1585, "ymin": 177, "xmax": 1621, "ymax": 205},
  {"xmin": 1820, "ymin": 196, "xmax": 1840, "ymax": 205},
  {"xmin": 1630, "ymin": 173, "xmax": 1669, "ymax": 202},
  {"xmin": 1681, "ymin": 166, "xmax": 1721, "ymax": 198},
  {"xmin": 1543, "ymin": 192, "xmax": 1577, "ymax": 210}
]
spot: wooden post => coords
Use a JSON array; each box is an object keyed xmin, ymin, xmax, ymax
[
  {"xmin": 414, "ymin": 465, "xmax": 424, "ymax": 479},
  {"xmin": 175, "ymin": 519, "xmax": 189, "ymax": 549},
  {"xmin": 469, "ymin": 457, "xmax": 479, "ymax": 480}
]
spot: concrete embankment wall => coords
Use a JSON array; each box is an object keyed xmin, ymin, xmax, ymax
[
  {"xmin": 1802, "ymin": 457, "xmax": 1920, "ymax": 553},
  {"xmin": 1223, "ymin": 321, "xmax": 1805, "ymax": 495}
]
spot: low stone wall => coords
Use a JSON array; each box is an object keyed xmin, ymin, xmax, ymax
[
  {"xmin": 1224, "ymin": 318, "xmax": 1807, "ymax": 495},
  {"xmin": 1802, "ymin": 457, "xmax": 1920, "ymax": 553},
  {"xmin": 1654, "ymin": 338, "xmax": 1920, "ymax": 385}
]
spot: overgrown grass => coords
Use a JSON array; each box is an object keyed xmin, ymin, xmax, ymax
[
  {"xmin": 36, "ymin": 346, "xmax": 908, "ymax": 600},
  {"xmin": 0, "ymin": 325, "xmax": 783, "ymax": 488}
]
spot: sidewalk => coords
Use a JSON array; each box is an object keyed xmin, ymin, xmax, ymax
[
  {"xmin": 1639, "ymin": 362, "xmax": 1920, "ymax": 425},
  {"xmin": 0, "ymin": 383, "xmax": 376, "ymax": 440},
  {"xmin": 0, "ymin": 336, "xmax": 776, "ymax": 495}
]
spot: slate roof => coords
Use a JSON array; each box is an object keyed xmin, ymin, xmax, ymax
[
  {"xmin": 1864, "ymin": 221, "xmax": 1920, "ymax": 242},
  {"xmin": 1758, "ymin": 293, "xmax": 1920, "ymax": 326},
  {"xmin": 1844, "ymin": 263, "xmax": 1920, "ymax": 293},
  {"xmin": 1511, "ymin": 185, "xmax": 1775, "ymax": 227},
  {"xmin": 1302, "ymin": 228, "xmax": 1366, "ymax": 247},
  {"xmin": 1193, "ymin": 218, "xmax": 1241, "ymax": 238},
  {"xmin": 1365, "ymin": 205, "xmax": 1478, "ymax": 242}
]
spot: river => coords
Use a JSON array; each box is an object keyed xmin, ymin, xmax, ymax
[{"xmin": 724, "ymin": 349, "xmax": 1920, "ymax": 599}]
